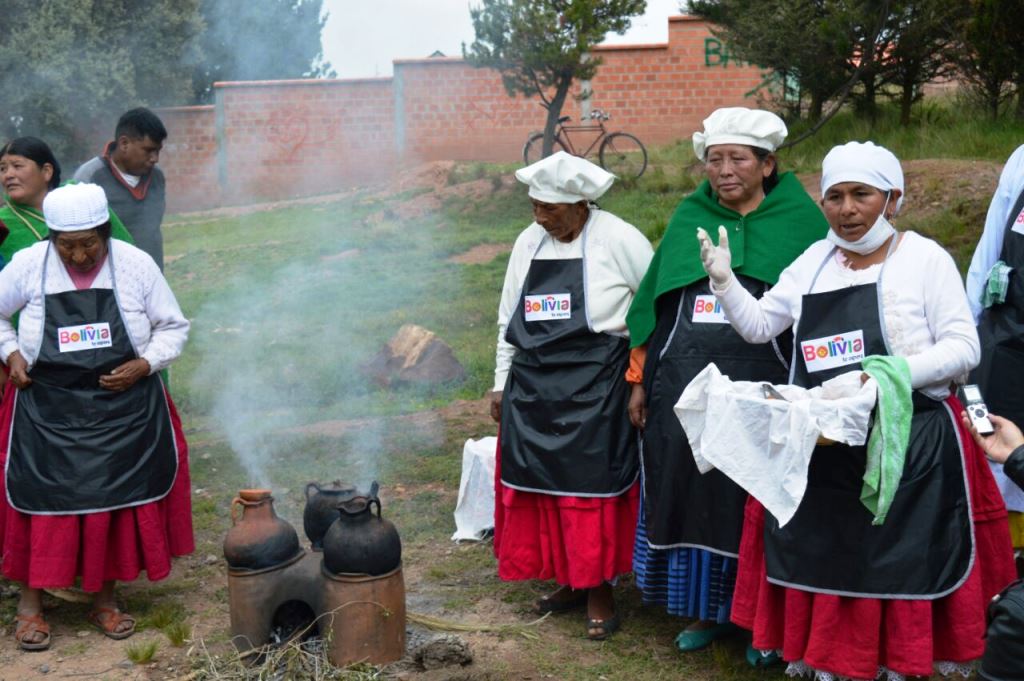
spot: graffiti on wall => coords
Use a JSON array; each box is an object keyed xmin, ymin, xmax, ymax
[
  {"xmin": 704, "ymin": 38, "xmax": 753, "ymax": 68},
  {"xmin": 266, "ymin": 108, "xmax": 340, "ymax": 157}
]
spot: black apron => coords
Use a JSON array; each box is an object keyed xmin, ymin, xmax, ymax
[
  {"xmin": 974, "ymin": 184, "xmax": 1024, "ymax": 428},
  {"xmin": 6, "ymin": 246, "xmax": 178, "ymax": 514},
  {"xmin": 499, "ymin": 227, "xmax": 637, "ymax": 496},
  {"xmin": 641, "ymin": 275, "xmax": 791, "ymax": 554},
  {"xmin": 764, "ymin": 242, "xmax": 974, "ymax": 597}
]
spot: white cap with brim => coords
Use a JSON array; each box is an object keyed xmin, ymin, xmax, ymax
[
  {"xmin": 692, "ymin": 107, "xmax": 788, "ymax": 161},
  {"xmin": 42, "ymin": 183, "xmax": 110, "ymax": 232},
  {"xmin": 820, "ymin": 141, "xmax": 905, "ymax": 212},
  {"xmin": 515, "ymin": 151, "xmax": 615, "ymax": 204}
]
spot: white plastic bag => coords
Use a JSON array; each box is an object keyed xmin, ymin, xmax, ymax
[{"xmin": 452, "ymin": 436, "xmax": 497, "ymax": 542}]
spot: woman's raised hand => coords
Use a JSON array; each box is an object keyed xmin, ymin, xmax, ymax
[{"xmin": 697, "ymin": 225, "xmax": 733, "ymax": 288}]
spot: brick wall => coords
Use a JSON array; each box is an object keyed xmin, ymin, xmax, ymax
[
  {"xmin": 154, "ymin": 106, "xmax": 217, "ymax": 211},
  {"xmin": 152, "ymin": 16, "xmax": 766, "ymax": 212}
]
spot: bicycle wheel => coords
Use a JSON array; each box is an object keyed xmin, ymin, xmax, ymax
[
  {"xmin": 523, "ymin": 132, "xmax": 567, "ymax": 166},
  {"xmin": 599, "ymin": 133, "xmax": 648, "ymax": 179}
]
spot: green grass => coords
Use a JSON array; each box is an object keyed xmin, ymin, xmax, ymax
[
  {"xmin": 126, "ymin": 639, "xmax": 159, "ymax": 664},
  {"xmin": 158, "ymin": 102, "xmax": 1018, "ymax": 679}
]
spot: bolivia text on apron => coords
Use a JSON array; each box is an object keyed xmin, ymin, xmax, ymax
[
  {"xmin": 5, "ymin": 244, "xmax": 178, "ymax": 515},
  {"xmin": 765, "ymin": 238, "xmax": 973, "ymax": 598},
  {"xmin": 640, "ymin": 276, "xmax": 791, "ymax": 554},
  {"xmin": 500, "ymin": 221, "xmax": 637, "ymax": 497}
]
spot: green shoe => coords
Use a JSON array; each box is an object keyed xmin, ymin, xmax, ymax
[
  {"xmin": 745, "ymin": 644, "xmax": 782, "ymax": 667},
  {"xmin": 674, "ymin": 622, "xmax": 734, "ymax": 652}
]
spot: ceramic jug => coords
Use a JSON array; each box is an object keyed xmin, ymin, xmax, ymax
[
  {"xmin": 223, "ymin": 489, "xmax": 302, "ymax": 571},
  {"xmin": 302, "ymin": 480, "xmax": 357, "ymax": 549},
  {"xmin": 322, "ymin": 493, "xmax": 401, "ymax": 576}
]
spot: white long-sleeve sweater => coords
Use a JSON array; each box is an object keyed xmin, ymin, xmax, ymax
[
  {"xmin": 712, "ymin": 231, "xmax": 979, "ymax": 400},
  {"xmin": 0, "ymin": 239, "xmax": 189, "ymax": 373},
  {"xmin": 966, "ymin": 144, "xmax": 1024, "ymax": 322},
  {"xmin": 493, "ymin": 209, "xmax": 653, "ymax": 392}
]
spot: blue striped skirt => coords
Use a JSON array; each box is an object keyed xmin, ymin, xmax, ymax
[{"xmin": 633, "ymin": 491, "xmax": 737, "ymax": 624}]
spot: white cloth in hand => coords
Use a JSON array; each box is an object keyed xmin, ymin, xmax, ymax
[
  {"xmin": 673, "ymin": 364, "xmax": 877, "ymax": 526},
  {"xmin": 697, "ymin": 225, "xmax": 733, "ymax": 288}
]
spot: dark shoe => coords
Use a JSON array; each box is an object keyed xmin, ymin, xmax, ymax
[
  {"xmin": 14, "ymin": 612, "xmax": 51, "ymax": 651},
  {"xmin": 674, "ymin": 622, "xmax": 736, "ymax": 651},
  {"xmin": 586, "ymin": 612, "xmax": 620, "ymax": 640},
  {"xmin": 746, "ymin": 644, "xmax": 782, "ymax": 667},
  {"xmin": 533, "ymin": 587, "xmax": 586, "ymax": 614}
]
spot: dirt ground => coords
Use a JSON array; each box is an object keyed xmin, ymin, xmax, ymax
[{"xmin": 0, "ymin": 156, "xmax": 1008, "ymax": 680}]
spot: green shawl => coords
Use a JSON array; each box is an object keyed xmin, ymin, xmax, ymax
[
  {"xmin": 0, "ymin": 189, "xmax": 134, "ymax": 265},
  {"xmin": 627, "ymin": 172, "xmax": 829, "ymax": 347}
]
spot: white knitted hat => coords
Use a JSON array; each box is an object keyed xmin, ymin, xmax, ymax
[
  {"xmin": 820, "ymin": 141, "xmax": 905, "ymax": 212},
  {"xmin": 42, "ymin": 183, "xmax": 109, "ymax": 232},
  {"xmin": 692, "ymin": 107, "xmax": 788, "ymax": 161},
  {"xmin": 515, "ymin": 151, "xmax": 615, "ymax": 204}
]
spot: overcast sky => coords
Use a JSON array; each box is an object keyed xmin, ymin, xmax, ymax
[{"xmin": 321, "ymin": 0, "xmax": 685, "ymax": 79}]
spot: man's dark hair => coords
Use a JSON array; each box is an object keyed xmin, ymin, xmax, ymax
[
  {"xmin": 0, "ymin": 136, "xmax": 61, "ymax": 189},
  {"xmin": 115, "ymin": 108, "xmax": 167, "ymax": 143}
]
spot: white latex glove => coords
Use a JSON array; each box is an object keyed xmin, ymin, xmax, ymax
[{"xmin": 697, "ymin": 225, "xmax": 734, "ymax": 288}]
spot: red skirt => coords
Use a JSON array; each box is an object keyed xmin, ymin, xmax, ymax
[
  {"xmin": 493, "ymin": 436, "xmax": 638, "ymax": 589},
  {"xmin": 0, "ymin": 384, "xmax": 195, "ymax": 592},
  {"xmin": 731, "ymin": 396, "xmax": 1017, "ymax": 679}
]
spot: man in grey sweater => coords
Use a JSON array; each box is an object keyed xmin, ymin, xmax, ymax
[{"xmin": 74, "ymin": 108, "xmax": 167, "ymax": 269}]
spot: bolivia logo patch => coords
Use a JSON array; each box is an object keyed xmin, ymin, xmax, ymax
[
  {"xmin": 692, "ymin": 295, "xmax": 729, "ymax": 324},
  {"xmin": 800, "ymin": 329, "xmax": 865, "ymax": 373},
  {"xmin": 524, "ymin": 293, "xmax": 571, "ymax": 321},
  {"xmin": 58, "ymin": 323, "xmax": 113, "ymax": 352}
]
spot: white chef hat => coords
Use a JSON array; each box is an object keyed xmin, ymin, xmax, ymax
[
  {"xmin": 42, "ymin": 183, "xmax": 110, "ymax": 232},
  {"xmin": 515, "ymin": 151, "xmax": 615, "ymax": 204},
  {"xmin": 820, "ymin": 141, "xmax": 905, "ymax": 211},
  {"xmin": 692, "ymin": 107, "xmax": 788, "ymax": 161}
]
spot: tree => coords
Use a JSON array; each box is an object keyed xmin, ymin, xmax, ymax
[
  {"xmin": 956, "ymin": 0, "xmax": 1023, "ymax": 119},
  {"xmin": 464, "ymin": 0, "xmax": 647, "ymax": 157},
  {"xmin": 190, "ymin": 0, "xmax": 334, "ymax": 103},
  {"xmin": 688, "ymin": 0, "xmax": 866, "ymax": 122},
  {"xmin": 874, "ymin": 0, "xmax": 963, "ymax": 125},
  {"xmin": 0, "ymin": 0, "xmax": 202, "ymax": 163}
]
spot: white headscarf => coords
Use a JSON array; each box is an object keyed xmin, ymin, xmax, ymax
[
  {"xmin": 43, "ymin": 183, "xmax": 110, "ymax": 232},
  {"xmin": 820, "ymin": 141, "xmax": 905, "ymax": 212},
  {"xmin": 515, "ymin": 151, "xmax": 615, "ymax": 204},
  {"xmin": 692, "ymin": 107, "xmax": 788, "ymax": 161}
]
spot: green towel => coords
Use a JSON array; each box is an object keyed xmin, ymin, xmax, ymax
[
  {"xmin": 860, "ymin": 355, "xmax": 913, "ymax": 526},
  {"xmin": 983, "ymin": 260, "xmax": 1013, "ymax": 308}
]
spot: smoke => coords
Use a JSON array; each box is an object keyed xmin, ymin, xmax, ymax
[{"xmin": 184, "ymin": 196, "xmax": 451, "ymax": 495}]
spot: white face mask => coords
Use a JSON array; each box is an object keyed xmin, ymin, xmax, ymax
[{"xmin": 826, "ymin": 192, "xmax": 897, "ymax": 255}]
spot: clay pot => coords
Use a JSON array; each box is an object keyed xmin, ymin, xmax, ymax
[
  {"xmin": 223, "ymin": 489, "xmax": 302, "ymax": 571},
  {"xmin": 303, "ymin": 481, "xmax": 357, "ymax": 550},
  {"xmin": 322, "ymin": 494, "xmax": 401, "ymax": 576}
]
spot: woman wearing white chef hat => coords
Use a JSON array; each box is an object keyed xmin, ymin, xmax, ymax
[
  {"xmin": 698, "ymin": 141, "xmax": 1016, "ymax": 679},
  {"xmin": 0, "ymin": 183, "xmax": 192, "ymax": 650},
  {"xmin": 490, "ymin": 152, "xmax": 652, "ymax": 640}
]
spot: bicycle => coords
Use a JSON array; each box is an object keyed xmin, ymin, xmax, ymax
[{"xmin": 523, "ymin": 108, "xmax": 648, "ymax": 179}]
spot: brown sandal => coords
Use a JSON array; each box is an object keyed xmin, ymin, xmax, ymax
[
  {"xmin": 88, "ymin": 606, "xmax": 136, "ymax": 640},
  {"xmin": 14, "ymin": 612, "xmax": 51, "ymax": 651}
]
